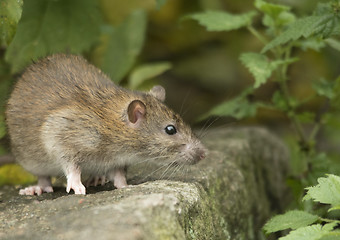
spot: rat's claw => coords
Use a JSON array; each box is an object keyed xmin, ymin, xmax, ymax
[
  {"xmin": 65, "ymin": 165, "xmax": 86, "ymax": 195},
  {"xmin": 66, "ymin": 176, "xmax": 86, "ymax": 195},
  {"xmin": 68, "ymin": 183, "xmax": 86, "ymax": 195}
]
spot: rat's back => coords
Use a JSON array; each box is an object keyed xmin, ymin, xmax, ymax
[{"xmin": 6, "ymin": 54, "xmax": 114, "ymax": 175}]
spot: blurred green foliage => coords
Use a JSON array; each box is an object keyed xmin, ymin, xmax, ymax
[
  {"xmin": 5, "ymin": 0, "xmax": 101, "ymax": 73},
  {"xmin": 264, "ymin": 175, "xmax": 340, "ymax": 239},
  {"xmin": 183, "ymin": 0, "xmax": 340, "ymax": 238},
  {"xmin": 0, "ymin": 0, "xmax": 23, "ymax": 47},
  {"xmin": 0, "ymin": 1, "xmax": 340, "ymax": 235}
]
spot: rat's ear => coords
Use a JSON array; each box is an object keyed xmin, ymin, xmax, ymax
[
  {"xmin": 127, "ymin": 100, "xmax": 146, "ymax": 124},
  {"xmin": 149, "ymin": 85, "xmax": 166, "ymax": 102}
]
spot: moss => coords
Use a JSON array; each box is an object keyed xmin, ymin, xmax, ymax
[{"xmin": 0, "ymin": 164, "xmax": 36, "ymax": 186}]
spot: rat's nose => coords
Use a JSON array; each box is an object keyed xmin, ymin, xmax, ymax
[
  {"xmin": 198, "ymin": 149, "xmax": 206, "ymax": 160},
  {"xmin": 192, "ymin": 147, "xmax": 206, "ymax": 164}
]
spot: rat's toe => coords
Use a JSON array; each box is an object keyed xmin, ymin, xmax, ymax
[
  {"xmin": 19, "ymin": 186, "xmax": 45, "ymax": 195},
  {"xmin": 73, "ymin": 184, "xmax": 86, "ymax": 195},
  {"xmin": 43, "ymin": 186, "xmax": 54, "ymax": 193}
]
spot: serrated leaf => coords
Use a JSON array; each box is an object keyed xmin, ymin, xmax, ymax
[
  {"xmin": 199, "ymin": 88, "xmax": 258, "ymax": 120},
  {"xmin": 323, "ymin": 222, "xmax": 339, "ymax": 232},
  {"xmin": 128, "ymin": 62, "xmax": 172, "ymax": 89},
  {"xmin": 280, "ymin": 224, "xmax": 333, "ymax": 240},
  {"xmin": 5, "ymin": 0, "xmax": 101, "ymax": 73},
  {"xmin": 240, "ymin": 53, "xmax": 274, "ymax": 88},
  {"xmin": 319, "ymin": 231, "xmax": 340, "ymax": 240},
  {"xmin": 263, "ymin": 210, "xmax": 319, "ymax": 234},
  {"xmin": 0, "ymin": 0, "xmax": 23, "ymax": 47},
  {"xmin": 239, "ymin": 53, "xmax": 296, "ymax": 88},
  {"xmin": 303, "ymin": 174, "xmax": 340, "ymax": 208},
  {"xmin": 262, "ymin": 14, "xmax": 335, "ymax": 53},
  {"xmin": 99, "ymin": 10, "xmax": 147, "ymax": 83},
  {"xmin": 325, "ymin": 38, "xmax": 340, "ymax": 52},
  {"xmin": 184, "ymin": 10, "xmax": 257, "ymax": 32}
]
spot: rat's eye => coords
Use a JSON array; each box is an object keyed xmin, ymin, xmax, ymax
[{"xmin": 165, "ymin": 125, "xmax": 177, "ymax": 135}]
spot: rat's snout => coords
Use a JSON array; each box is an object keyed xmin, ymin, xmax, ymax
[
  {"xmin": 192, "ymin": 148, "xmax": 206, "ymax": 164},
  {"xmin": 183, "ymin": 142, "xmax": 207, "ymax": 164}
]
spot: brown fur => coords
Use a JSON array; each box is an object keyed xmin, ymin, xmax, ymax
[{"xmin": 6, "ymin": 54, "xmax": 205, "ymax": 180}]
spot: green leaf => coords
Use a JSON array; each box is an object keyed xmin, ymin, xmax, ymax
[
  {"xmin": 325, "ymin": 38, "xmax": 340, "ymax": 52},
  {"xmin": 312, "ymin": 78, "xmax": 335, "ymax": 99},
  {"xmin": 272, "ymin": 90, "xmax": 288, "ymax": 111},
  {"xmin": 262, "ymin": 14, "xmax": 336, "ymax": 53},
  {"xmin": 280, "ymin": 224, "xmax": 333, "ymax": 240},
  {"xmin": 128, "ymin": 62, "xmax": 172, "ymax": 89},
  {"xmin": 239, "ymin": 53, "xmax": 273, "ymax": 88},
  {"xmin": 255, "ymin": 0, "xmax": 295, "ymax": 29},
  {"xmin": 239, "ymin": 53, "xmax": 296, "ymax": 88},
  {"xmin": 263, "ymin": 210, "xmax": 319, "ymax": 234},
  {"xmin": 5, "ymin": 0, "xmax": 101, "ymax": 73},
  {"xmin": 184, "ymin": 10, "xmax": 257, "ymax": 32},
  {"xmin": 0, "ymin": 0, "xmax": 23, "ymax": 47},
  {"xmin": 199, "ymin": 88, "xmax": 258, "ymax": 120},
  {"xmin": 262, "ymin": 11, "xmax": 296, "ymax": 30},
  {"xmin": 298, "ymin": 38, "xmax": 326, "ymax": 52},
  {"xmin": 99, "ymin": 10, "xmax": 147, "ymax": 83},
  {"xmin": 303, "ymin": 174, "xmax": 340, "ymax": 208},
  {"xmin": 255, "ymin": 0, "xmax": 290, "ymax": 17},
  {"xmin": 319, "ymin": 231, "xmax": 340, "ymax": 240}
]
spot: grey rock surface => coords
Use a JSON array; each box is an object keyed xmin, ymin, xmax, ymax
[{"xmin": 0, "ymin": 127, "xmax": 290, "ymax": 240}]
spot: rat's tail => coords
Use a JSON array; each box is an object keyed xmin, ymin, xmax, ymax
[{"xmin": 0, "ymin": 154, "xmax": 15, "ymax": 166}]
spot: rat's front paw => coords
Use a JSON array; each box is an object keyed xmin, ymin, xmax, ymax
[{"xmin": 66, "ymin": 181, "xmax": 86, "ymax": 195}]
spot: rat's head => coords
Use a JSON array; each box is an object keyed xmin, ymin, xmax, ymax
[{"xmin": 123, "ymin": 85, "xmax": 206, "ymax": 165}]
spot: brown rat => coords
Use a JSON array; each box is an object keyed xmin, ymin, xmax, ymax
[{"xmin": 6, "ymin": 54, "xmax": 206, "ymax": 195}]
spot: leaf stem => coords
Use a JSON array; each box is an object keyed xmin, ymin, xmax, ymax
[
  {"xmin": 320, "ymin": 217, "xmax": 340, "ymax": 224},
  {"xmin": 247, "ymin": 25, "xmax": 268, "ymax": 45},
  {"xmin": 275, "ymin": 46, "xmax": 308, "ymax": 147},
  {"xmin": 280, "ymin": 80, "xmax": 307, "ymax": 145}
]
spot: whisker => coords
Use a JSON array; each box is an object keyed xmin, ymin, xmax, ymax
[
  {"xmin": 160, "ymin": 161, "xmax": 176, "ymax": 179},
  {"xmin": 140, "ymin": 162, "xmax": 170, "ymax": 182},
  {"xmin": 179, "ymin": 88, "xmax": 192, "ymax": 116},
  {"xmin": 197, "ymin": 116, "xmax": 221, "ymax": 138},
  {"xmin": 199, "ymin": 119, "xmax": 238, "ymax": 139}
]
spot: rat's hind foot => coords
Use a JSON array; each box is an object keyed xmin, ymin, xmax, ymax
[
  {"xmin": 85, "ymin": 176, "xmax": 108, "ymax": 187},
  {"xmin": 19, "ymin": 185, "xmax": 53, "ymax": 196},
  {"xmin": 19, "ymin": 176, "xmax": 53, "ymax": 196},
  {"xmin": 108, "ymin": 167, "xmax": 128, "ymax": 189}
]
